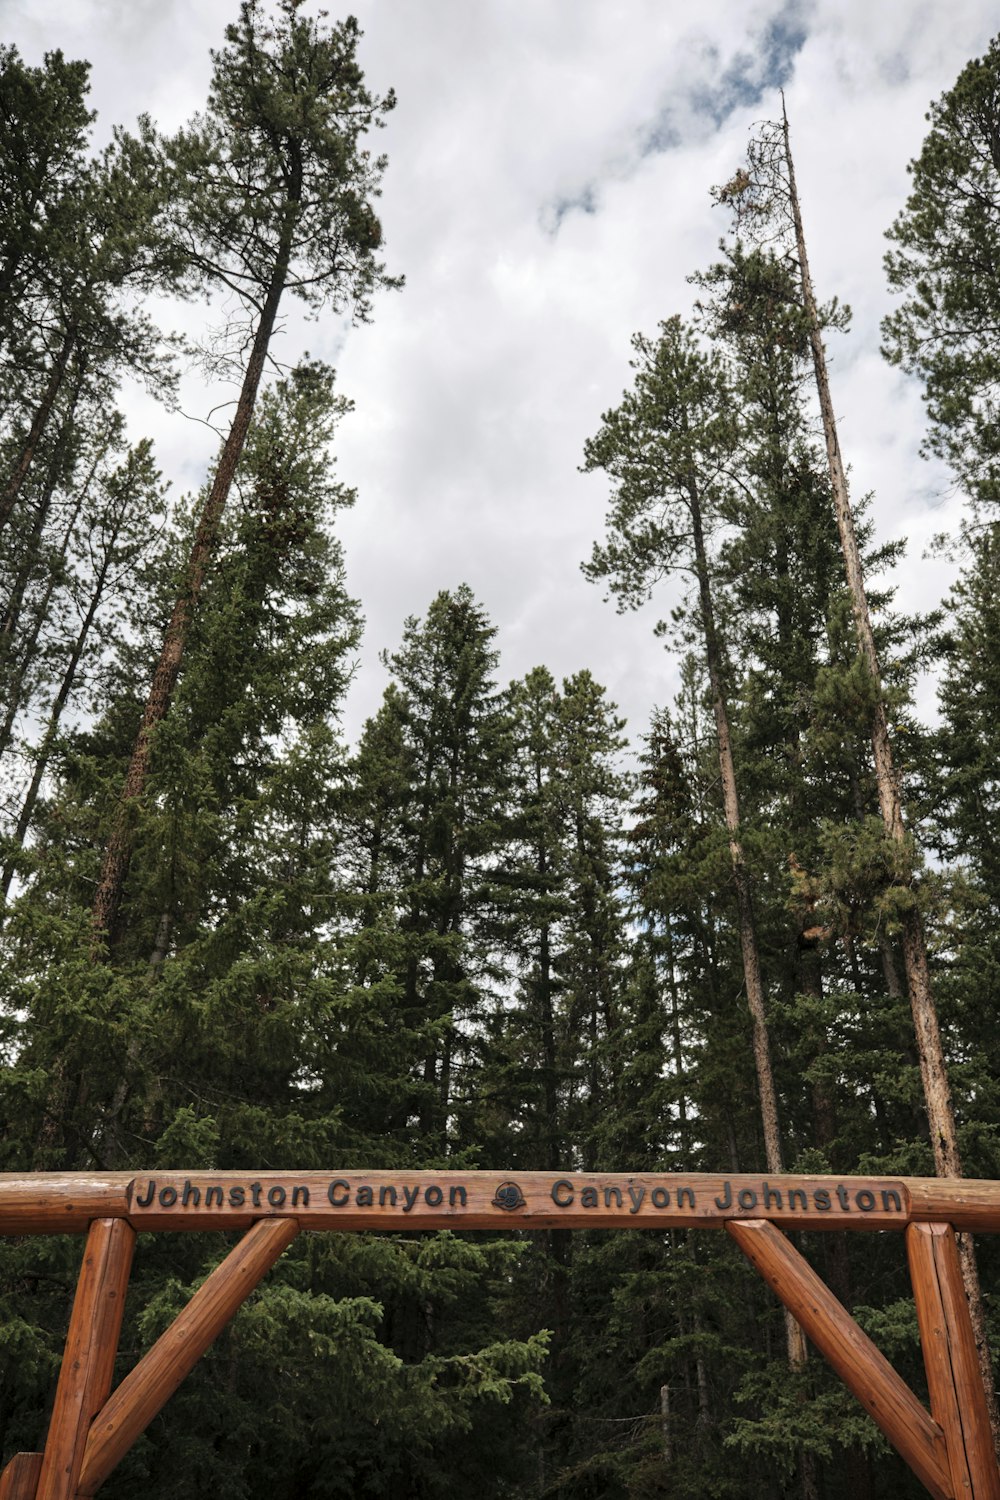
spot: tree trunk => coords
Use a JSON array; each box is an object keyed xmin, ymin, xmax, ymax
[
  {"xmin": 538, "ymin": 903, "xmax": 559, "ymax": 1170},
  {"xmin": 688, "ymin": 477, "xmax": 809, "ymax": 1373},
  {"xmin": 781, "ymin": 100, "xmax": 998, "ymax": 1440},
  {"xmin": 664, "ymin": 919, "xmax": 691, "ymax": 1156},
  {"xmin": 0, "ymin": 321, "xmax": 76, "ymax": 531},
  {"xmin": 90, "ymin": 227, "xmax": 295, "ymax": 951},
  {"xmin": 688, "ymin": 488, "xmax": 783, "ymax": 1178},
  {"xmin": 2, "ymin": 513, "xmax": 116, "ymax": 900},
  {"xmin": 0, "ymin": 455, "xmax": 84, "ymax": 761},
  {"xmin": 660, "ymin": 1382, "xmax": 672, "ymax": 1463}
]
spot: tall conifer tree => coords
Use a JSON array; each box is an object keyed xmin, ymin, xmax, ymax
[
  {"xmin": 92, "ymin": 1, "xmax": 399, "ymax": 944},
  {"xmin": 718, "ymin": 107, "xmax": 996, "ymax": 1427}
]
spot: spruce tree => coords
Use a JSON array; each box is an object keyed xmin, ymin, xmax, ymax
[{"xmin": 347, "ymin": 585, "xmax": 514, "ymax": 1158}]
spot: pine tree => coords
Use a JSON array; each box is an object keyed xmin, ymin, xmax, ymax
[
  {"xmin": 0, "ymin": 46, "xmax": 92, "ymax": 340},
  {"xmin": 0, "ymin": 114, "xmax": 178, "ymax": 532},
  {"xmin": 92, "ymin": 0, "xmax": 399, "ymax": 944},
  {"xmin": 718, "ymin": 108, "xmax": 998, "ymax": 1433},
  {"xmin": 1, "ymin": 432, "xmax": 168, "ymax": 901},
  {"xmin": 934, "ymin": 525, "xmax": 1000, "ymax": 899},
  {"xmin": 582, "ymin": 316, "xmax": 787, "ymax": 1182}
]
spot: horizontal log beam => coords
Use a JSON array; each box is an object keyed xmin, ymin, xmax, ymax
[
  {"xmin": 906, "ymin": 1180, "xmax": 1000, "ymax": 1234},
  {"xmin": 0, "ymin": 1171, "xmax": 999, "ymax": 1234},
  {"xmin": 0, "ymin": 1176, "xmax": 131, "ymax": 1235},
  {"xmin": 727, "ymin": 1218, "xmax": 952, "ymax": 1500}
]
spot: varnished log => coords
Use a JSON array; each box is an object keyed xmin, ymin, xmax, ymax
[
  {"xmin": 906, "ymin": 1181, "xmax": 1000, "ymax": 1234},
  {"xmin": 0, "ymin": 1177, "xmax": 131, "ymax": 1235},
  {"xmin": 727, "ymin": 1218, "xmax": 952, "ymax": 1500},
  {"xmin": 0, "ymin": 1454, "xmax": 42, "ymax": 1499},
  {"xmin": 0, "ymin": 1171, "xmax": 1000, "ymax": 1234},
  {"xmin": 34, "ymin": 1221, "xmax": 133, "ymax": 1499},
  {"xmin": 76, "ymin": 1217, "xmax": 298, "ymax": 1496},
  {"xmin": 35, "ymin": 1219, "xmax": 134, "ymax": 1500},
  {"xmin": 908, "ymin": 1222, "xmax": 1000, "ymax": 1498}
]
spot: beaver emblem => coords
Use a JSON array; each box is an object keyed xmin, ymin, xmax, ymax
[{"xmin": 492, "ymin": 1182, "xmax": 526, "ymax": 1211}]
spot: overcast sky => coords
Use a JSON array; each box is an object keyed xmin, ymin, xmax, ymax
[{"xmin": 3, "ymin": 0, "xmax": 995, "ymax": 748}]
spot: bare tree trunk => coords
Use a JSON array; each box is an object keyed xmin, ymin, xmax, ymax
[
  {"xmin": 90, "ymin": 228, "xmax": 294, "ymax": 951},
  {"xmin": 688, "ymin": 482, "xmax": 809, "ymax": 1373},
  {"xmin": 538, "ymin": 885, "xmax": 559, "ymax": 1170},
  {"xmin": 664, "ymin": 919, "xmax": 691, "ymax": 1156},
  {"xmin": 781, "ymin": 101, "xmax": 998, "ymax": 1440},
  {"xmin": 689, "ymin": 491, "xmax": 783, "ymax": 1177},
  {"xmin": 660, "ymin": 1382, "xmax": 672, "ymax": 1463}
]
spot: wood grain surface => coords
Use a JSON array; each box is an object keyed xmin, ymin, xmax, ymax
[
  {"xmin": 77, "ymin": 1217, "xmax": 298, "ymax": 1496},
  {"xmin": 0, "ymin": 1171, "xmax": 1000, "ymax": 1234},
  {"xmin": 35, "ymin": 1219, "xmax": 134, "ymax": 1500},
  {"xmin": 0, "ymin": 1454, "xmax": 42, "ymax": 1499},
  {"xmin": 727, "ymin": 1218, "xmax": 952, "ymax": 1500},
  {"xmin": 908, "ymin": 1222, "xmax": 1000, "ymax": 1498}
]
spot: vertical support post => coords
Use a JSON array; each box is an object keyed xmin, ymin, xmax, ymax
[
  {"xmin": 0, "ymin": 1455, "xmax": 43, "ymax": 1499},
  {"xmin": 908, "ymin": 1222, "xmax": 1000, "ymax": 1498},
  {"xmin": 77, "ymin": 1216, "xmax": 298, "ymax": 1496},
  {"xmin": 727, "ymin": 1218, "xmax": 952, "ymax": 1500},
  {"xmin": 35, "ymin": 1218, "xmax": 134, "ymax": 1500}
]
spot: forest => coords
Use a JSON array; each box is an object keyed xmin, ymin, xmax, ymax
[{"xmin": 1, "ymin": 2, "xmax": 1000, "ymax": 1496}]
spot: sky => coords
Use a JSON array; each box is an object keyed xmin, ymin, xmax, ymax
[{"xmin": 2, "ymin": 0, "xmax": 995, "ymax": 748}]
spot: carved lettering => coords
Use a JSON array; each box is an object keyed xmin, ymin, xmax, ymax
[{"xmin": 124, "ymin": 1173, "xmax": 908, "ymax": 1226}]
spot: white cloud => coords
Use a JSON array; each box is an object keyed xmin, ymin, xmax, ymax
[{"xmin": 3, "ymin": 0, "xmax": 995, "ymax": 749}]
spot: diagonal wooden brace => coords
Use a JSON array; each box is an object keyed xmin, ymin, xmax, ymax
[
  {"xmin": 727, "ymin": 1217, "xmax": 952, "ymax": 1500},
  {"xmin": 77, "ymin": 1216, "xmax": 298, "ymax": 1496},
  {"xmin": 907, "ymin": 1223, "xmax": 1000, "ymax": 1499},
  {"xmin": 36, "ymin": 1218, "xmax": 135, "ymax": 1500}
]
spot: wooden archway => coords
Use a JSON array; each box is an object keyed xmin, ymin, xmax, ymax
[{"xmin": 1, "ymin": 1169, "xmax": 999, "ymax": 1499}]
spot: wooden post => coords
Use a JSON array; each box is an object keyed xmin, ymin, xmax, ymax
[
  {"xmin": 727, "ymin": 1218, "xmax": 952, "ymax": 1500},
  {"xmin": 0, "ymin": 1455, "xmax": 43, "ymax": 1499},
  {"xmin": 77, "ymin": 1216, "xmax": 297, "ymax": 1496},
  {"xmin": 908, "ymin": 1222, "xmax": 1000, "ymax": 1498},
  {"xmin": 35, "ymin": 1219, "xmax": 134, "ymax": 1500}
]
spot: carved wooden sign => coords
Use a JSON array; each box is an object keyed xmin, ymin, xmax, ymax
[
  {"xmin": 6, "ymin": 1169, "xmax": 1000, "ymax": 1236},
  {"xmin": 126, "ymin": 1170, "xmax": 910, "ymax": 1230}
]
